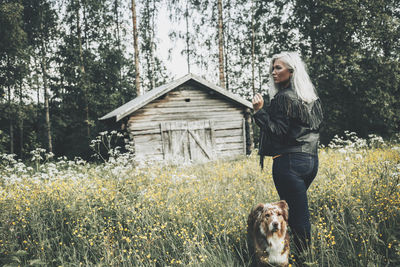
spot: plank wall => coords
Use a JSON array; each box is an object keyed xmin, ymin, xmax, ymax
[{"xmin": 127, "ymin": 84, "xmax": 247, "ymax": 161}]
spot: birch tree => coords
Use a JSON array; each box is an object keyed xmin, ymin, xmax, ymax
[
  {"xmin": 217, "ymin": 0, "xmax": 225, "ymax": 88},
  {"xmin": 131, "ymin": 0, "xmax": 141, "ymax": 95}
]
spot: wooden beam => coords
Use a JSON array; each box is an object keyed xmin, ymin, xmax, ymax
[{"xmin": 188, "ymin": 129, "xmax": 212, "ymax": 159}]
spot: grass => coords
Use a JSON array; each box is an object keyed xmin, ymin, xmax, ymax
[{"xmin": 0, "ymin": 145, "xmax": 399, "ymax": 266}]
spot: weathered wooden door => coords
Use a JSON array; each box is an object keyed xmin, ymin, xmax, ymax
[{"xmin": 160, "ymin": 120, "xmax": 215, "ymax": 163}]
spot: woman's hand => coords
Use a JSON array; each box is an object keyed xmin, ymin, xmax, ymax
[{"xmin": 252, "ymin": 93, "xmax": 264, "ymax": 112}]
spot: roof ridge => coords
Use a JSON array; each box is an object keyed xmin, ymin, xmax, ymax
[{"xmin": 99, "ymin": 74, "xmax": 252, "ymax": 122}]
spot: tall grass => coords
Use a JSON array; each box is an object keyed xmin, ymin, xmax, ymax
[{"xmin": 0, "ymin": 136, "xmax": 399, "ymax": 266}]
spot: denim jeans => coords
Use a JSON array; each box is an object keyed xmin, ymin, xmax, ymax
[{"xmin": 272, "ymin": 152, "xmax": 319, "ymax": 251}]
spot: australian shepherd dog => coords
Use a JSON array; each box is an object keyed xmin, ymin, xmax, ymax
[{"xmin": 247, "ymin": 200, "xmax": 290, "ymax": 267}]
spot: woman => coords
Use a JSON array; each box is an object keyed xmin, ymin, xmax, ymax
[{"xmin": 252, "ymin": 51, "xmax": 323, "ymax": 259}]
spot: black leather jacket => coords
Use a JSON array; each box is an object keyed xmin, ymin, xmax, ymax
[{"xmin": 253, "ymin": 87, "xmax": 323, "ymax": 167}]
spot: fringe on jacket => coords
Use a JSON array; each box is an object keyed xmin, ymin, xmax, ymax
[{"xmin": 271, "ymin": 93, "xmax": 323, "ymax": 130}]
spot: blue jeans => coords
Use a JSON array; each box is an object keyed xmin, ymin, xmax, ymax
[{"xmin": 272, "ymin": 152, "xmax": 319, "ymax": 251}]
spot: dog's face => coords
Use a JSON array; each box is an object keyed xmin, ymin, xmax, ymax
[
  {"xmin": 247, "ymin": 200, "xmax": 290, "ymax": 266},
  {"xmin": 251, "ymin": 200, "xmax": 288, "ymax": 238}
]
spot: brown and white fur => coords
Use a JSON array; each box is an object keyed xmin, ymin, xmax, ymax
[{"xmin": 247, "ymin": 200, "xmax": 290, "ymax": 267}]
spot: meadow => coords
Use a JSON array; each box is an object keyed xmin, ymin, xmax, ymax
[{"xmin": 0, "ymin": 132, "xmax": 399, "ymax": 266}]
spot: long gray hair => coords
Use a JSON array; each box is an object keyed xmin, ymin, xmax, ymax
[{"xmin": 268, "ymin": 51, "xmax": 318, "ymax": 103}]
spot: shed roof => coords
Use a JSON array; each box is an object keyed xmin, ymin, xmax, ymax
[{"xmin": 99, "ymin": 73, "xmax": 253, "ymax": 122}]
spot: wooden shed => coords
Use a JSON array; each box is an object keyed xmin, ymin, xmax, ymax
[{"xmin": 100, "ymin": 74, "xmax": 253, "ymax": 163}]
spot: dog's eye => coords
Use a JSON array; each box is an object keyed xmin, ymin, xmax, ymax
[
  {"xmin": 265, "ymin": 214, "xmax": 270, "ymax": 217},
  {"xmin": 277, "ymin": 212, "xmax": 282, "ymax": 216}
]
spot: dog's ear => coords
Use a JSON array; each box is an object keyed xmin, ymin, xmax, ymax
[
  {"xmin": 278, "ymin": 200, "xmax": 289, "ymax": 221},
  {"xmin": 247, "ymin": 203, "xmax": 264, "ymax": 228},
  {"xmin": 254, "ymin": 203, "xmax": 265, "ymax": 216}
]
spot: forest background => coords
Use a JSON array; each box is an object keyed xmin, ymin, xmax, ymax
[{"xmin": 1, "ymin": 0, "xmax": 399, "ymax": 160}]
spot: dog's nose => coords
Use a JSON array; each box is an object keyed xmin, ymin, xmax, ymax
[{"xmin": 272, "ymin": 222, "xmax": 279, "ymax": 228}]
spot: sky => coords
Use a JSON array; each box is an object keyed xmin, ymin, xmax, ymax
[
  {"xmin": 155, "ymin": 5, "xmax": 190, "ymax": 78},
  {"xmin": 157, "ymin": 9, "xmax": 182, "ymax": 76},
  {"xmin": 153, "ymin": 2, "xmax": 211, "ymax": 80},
  {"xmin": 120, "ymin": 1, "xmax": 222, "ymax": 84}
]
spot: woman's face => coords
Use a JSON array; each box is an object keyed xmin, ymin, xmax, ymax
[{"xmin": 272, "ymin": 59, "xmax": 292, "ymax": 88}]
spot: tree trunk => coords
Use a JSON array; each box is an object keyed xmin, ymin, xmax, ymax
[
  {"xmin": 185, "ymin": 0, "xmax": 190, "ymax": 74},
  {"xmin": 258, "ymin": 63, "xmax": 262, "ymax": 93},
  {"xmin": 251, "ymin": 0, "xmax": 255, "ymax": 96},
  {"xmin": 6, "ymin": 54, "xmax": 14, "ymax": 154},
  {"xmin": 18, "ymin": 81, "xmax": 23, "ymax": 158},
  {"xmin": 217, "ymin": 0, "xmax": 225, "ymax": 88},
  {"xmin": 83, "ymin": 0, "xmax": 88, "ymax": 50},
  {"xmin": 41, "ymin": 34, "xmax": 53, "ymax": 153},
  {"xmin": 34, "ymin": 56, "xmax": 40, "ymax": 119},
  {"xmin": 306, "ymin": 0, "xmax": 317, "ymax": 58},
  {"xmin": 114, "ymin": 0, "xmax": 121, "ymax": 48},
  {"xmin": 114, "ymin": 0, "xmax": 123, "ymax": 85},
  {"xmin": 8, "ymin": 83, "xmax": 14, "ymax": 155},
  {"xmin": 131, "ymin": 0, "xmax": 142, "ymax": 95},
  {"xmin": 33, "ymin": 56, "xmax": 41, "ymax": 144},
  {"xmin": 150, "ymin": 0, "xmax": 156, "ymax": 90},
  {"xmin": 223, "ymin": 2, "xmax": 230, "ymax": 90},
  {"xmin": 19, "ymin": 117, "xmax": 23, "ymax": 158},
  {"xmin": 76, "ymin": 0, "xmax": 90, "ymax": 139}
]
